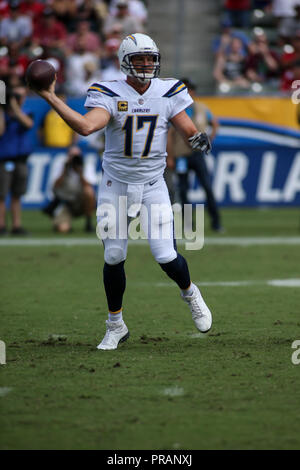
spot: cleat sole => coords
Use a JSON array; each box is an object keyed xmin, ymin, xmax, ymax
[{"xmin": 119, "ymin": 330, "xmax": 130, "ymax": 344}]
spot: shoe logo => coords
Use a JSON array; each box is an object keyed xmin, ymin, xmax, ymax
[{"xmin": 149, "ymin": 180, "xmax": 157, "ymax": 186}]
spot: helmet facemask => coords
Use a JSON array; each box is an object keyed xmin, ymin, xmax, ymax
[{"xmin": 122, "ymin": 52, "xmax": 160, "ymax": 83}]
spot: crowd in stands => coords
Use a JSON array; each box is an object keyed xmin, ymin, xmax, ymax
[
  {"xmin": 0, "ymin": 0, "xmax": 148, "ymax": 235},
  {"xmin": 3, "ymin": 0, "xmax": 300, "ymax": 97},
  {"xmin": 213, "ymin": 0, "xmax": 300, "ymax": 94},
  {"xmin": 0, "ymin": 0, "xmax": 148, "ymax": 96}
]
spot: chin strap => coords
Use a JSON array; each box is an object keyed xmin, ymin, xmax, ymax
[
  {"xmin": 136, "ymin": 76, "xmax": 151, "ymax": 84},
  {"xmin": 188, "ymin": 132, "xmax": 212, "ymax": 154}
]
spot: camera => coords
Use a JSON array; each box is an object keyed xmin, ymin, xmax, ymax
[
  {"xmin": 66, "ymin": 153, "xmax": 83, "ymax": 171},
  {"xmin": 5, "ymin": 87, "xmax": 22, "ymax": 106},
  {"xmin": 71, "ymin": 154, "xmax": 83, "ymax": 168}
]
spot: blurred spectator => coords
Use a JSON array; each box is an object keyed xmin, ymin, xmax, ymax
[
  {"xmin": 33, "ymin": 7, "xmax": 67, "ymax": 55},
  {"xmin": 0, "ymin": 1, "xmax": 9, "ymax": 18},
  {"xmin": 66, "ymin": 19, "xmax": 102, "ymax": 54},
  {"xmin": 19, "ymin": 0, "xmax": 45, "ymax": 26},
  {"xmin": 0, "ymin": 85, "xmax": 34, "ymax": 235},
  {"xmin": 104, "ymin": 23, "xmax": 123, "ymax": 42},
  {"xmin": 103, "ymin": 0, "xmax": 144, "ymax": 39},
  {"xmin": 41, "ymin": 89, "xmax": 76, "ymax": 147},
  {"xmin": 0, "ymin": 42, "xmax": 30, "ymax": 82},
  {"xmin": 272, "ymin": 0, "xmax": 300, "ymax": 19},
  {"xmin": 245, "ymin": 32, "xmax": 280, "ymax": 84},
  {"xmin": 43, "ymin": 145, "xmax": 96, "ymax": 233},
  {"xmin": 213, "ymin": 37, "xmax": 250, "ymax": 89},
  {"xmin": 167, "ymin": 79, "xmax": 222, "ymax": 232},
  {"xmin": 0, "ymin": 0, "xmax": 32, "ymax": 49},
  {"xmin": 93, "ymin": 0, "xmax": 109, "ymax": 32},
  {"xmin": 280, "ymin": 30, "xmax": 300, "ymax": 91},
  {"xmin": 109, "ymin": 0, "xmax": 148, "ymax": 24},
  {"xmin": 4, "ymin": 72, "xmax": 23, "ymax": 89},
  {"xmin": 222, "ymin": 0, "xmax": 251, "ymax": 28},
  {"xmin": 253, "ymin": 0, "xmax": 273, "ymax": 10},
  {"xmin": 50, "ymin": 0, "xmax": 79, "ymax": 32},
  {"xmin": 9, "ymin": 42, "xmax": 30, "ymax": 78},
  {"xmin": 278, "ymin": 2, "xmax": 300, "ymax": 43},
  {"xmin": 74, "ymin": 0, "xmax": 100, "ymax": 31},
  {"xmin": 101, "ymin": 38, "xmax": 126, "ymax": 80},
  {"xmin": 65, "ymin": 37, "xmax": 100, "ymax": 96},
  {"xmin": 212, "ymin": 18, "xmax": 250, "ymax": 56}
]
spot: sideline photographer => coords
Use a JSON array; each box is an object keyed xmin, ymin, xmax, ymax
[
  {"xmin": 0, "ymin": 85, "xmax": 34, "ymax": 235},
  {"xmin": 167, "ymin": 78, "xmax": 223, "ymax": 233},
  {"xmin": 43, "ymin": 145, "xmax": 96, "ymax": 233}
]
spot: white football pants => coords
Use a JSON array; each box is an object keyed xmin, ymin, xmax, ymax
[{"xmin": 97, "ymin": 172, "xmax": 177, "ymax": 265}]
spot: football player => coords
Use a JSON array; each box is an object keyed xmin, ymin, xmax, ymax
[{"xmin": 32, "ymin": 33, "xmax": 213, "ymax": 350}]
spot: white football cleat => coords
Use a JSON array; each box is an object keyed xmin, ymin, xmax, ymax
[
  {"xmin": 97, "ymin": 320, "xmax": 129, "ymax": 350},
  {"xmin": 181, "ymin": 284, "xmax": 212, "ymax": 333}
]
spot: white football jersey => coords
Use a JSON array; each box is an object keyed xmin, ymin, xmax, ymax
[{"xmin": 84, "ymin": 78, "xmax": 193, "ymax": 184}]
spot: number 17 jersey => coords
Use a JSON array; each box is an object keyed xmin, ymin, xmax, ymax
[{"xmin": 84, "ymin": 78, "xmax": 193, "ymax": 184}]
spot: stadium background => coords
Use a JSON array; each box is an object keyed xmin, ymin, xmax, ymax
[
  {"xmin": 2, "ymin": 0, "xmax": 300, "ymax": 209},
  {"xmin": 1, "ymin": 0, "xmax": 300, "ymax": 453}
]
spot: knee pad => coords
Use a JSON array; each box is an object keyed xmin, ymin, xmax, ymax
[
  {"xmin": 104, "ymin": 246, "xmax": 126, "ymax": 265},
  {"xmin": 155, "ymin": 250, "xmax": 177, "ymax": 265}
]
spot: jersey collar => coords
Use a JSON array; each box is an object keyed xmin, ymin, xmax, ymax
[{"xmin": 123, "ymin": 79, "xmax": 154, "ymax": 97}]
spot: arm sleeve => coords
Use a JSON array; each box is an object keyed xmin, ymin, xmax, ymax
[
  {"xmin": 168, "ymin": 88, "xmax": 194, "ymax": 119},
  {"xmin": 84, "ymin": 91, "xmax": 114, "ymax": 116}
]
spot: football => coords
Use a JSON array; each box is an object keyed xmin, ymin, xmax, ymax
[{"xmin": 25, "ymin": 60, "xmax": 56, "ymax": 91}]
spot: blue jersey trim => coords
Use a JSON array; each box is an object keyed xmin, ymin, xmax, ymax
[
  {"xmin": 163, "ymin": 80, "xmax": 187, "ymax": 98},
  {"xmin": 87, "ymin": 83, "xmax": 120, "ymax": 97}
]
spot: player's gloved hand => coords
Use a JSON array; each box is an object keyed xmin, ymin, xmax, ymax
[{"xmin": 188, "ymin": 132, "xmax": 212, "ymax": 154}]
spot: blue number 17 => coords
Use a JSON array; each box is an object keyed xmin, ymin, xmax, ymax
[{"xmin": 122, "ymin": 115, "xmax": 158, "ymax": 158}]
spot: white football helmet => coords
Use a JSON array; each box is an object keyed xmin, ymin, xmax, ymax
[{"xmin": 118, "ymin": 33, "xmax": 160, "ymax": 83}]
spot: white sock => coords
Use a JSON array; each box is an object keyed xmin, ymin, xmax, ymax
[
  {"xmin": 108, "ymin": 309, "xmax": 123, "ymax": 322},
  {"xmin": 181, "ymin": 283, "xmax": 195, "ymax": 297}
]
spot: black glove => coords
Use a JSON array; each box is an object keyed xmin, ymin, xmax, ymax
[{"xmin": 188, "ymin": 132, "xmax": 212, "ymax": 154}]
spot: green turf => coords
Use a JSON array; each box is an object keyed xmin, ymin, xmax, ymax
[
  {"xmin": 1, "ymin": 206, "xmax": 300, "ymax": 237},
  {"xmin": 1, "ymin": 208, "xmax": 300, "ymax": 450}
]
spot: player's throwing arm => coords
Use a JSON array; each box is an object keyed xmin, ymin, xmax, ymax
[{"xmin": 26, "ymin": 60, "xmax": 111, "ymax": 135}]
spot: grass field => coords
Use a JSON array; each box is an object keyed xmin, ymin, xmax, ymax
[{"xmin": 1, "ymin": 208, "xmax": 300, "ymax": 450}]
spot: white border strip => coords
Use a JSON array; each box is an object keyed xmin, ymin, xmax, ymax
[
  {"xmin": 219, "ymin": 126, "xmax": 300, "ymax": 148},
  {"xmin": 0, "ymin": 237, "xmax": 300, "ymax": 247},
  {"xmin": 154, "ymin": 279, "xmax": 300, "ymax": 288}
]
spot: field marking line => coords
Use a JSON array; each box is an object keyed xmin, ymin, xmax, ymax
[
  {"xmin": 162, "ymin": 386, "xmax": 185, "ymax": 397},
  {"xmin": 150, "ymin": 279, "xmax": 300, "ymax": 288},
  {"xmin": 1, "ymin": 237, "xmax": 300, "ymax": 247},
  {"xmin": 0, "ymin": 387, "xmax": 12, "ymax": 397}
]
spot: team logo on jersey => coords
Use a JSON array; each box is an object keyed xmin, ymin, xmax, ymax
[{"xmin": 118, "ymin": 101, "xmax": 128, "ymax": 112}]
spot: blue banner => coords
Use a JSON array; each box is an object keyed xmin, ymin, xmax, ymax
[
  {"xmin": 19, "ymin": 144, "xmax": 300, "ymax": 208},
  {"xmin": 5, "ymin": 97, "xmax": 300, "ymax": 207},
  {"xmin": 188, "ymin": 145, "xmax": 300, "ymax": 206}
]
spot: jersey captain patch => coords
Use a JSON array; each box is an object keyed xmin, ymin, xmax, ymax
[
  {"xmin": 118, "ymin": 101, "xmax": 128, "ymax": 111},
  {"xmin": 163, "ymin": 80, "xmax": 187, "ymax": 98}
]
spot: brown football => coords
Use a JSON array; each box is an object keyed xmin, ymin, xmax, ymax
[{"xmin": 25, "ymin": 60, "xmax": 56, "ymax": 91}]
